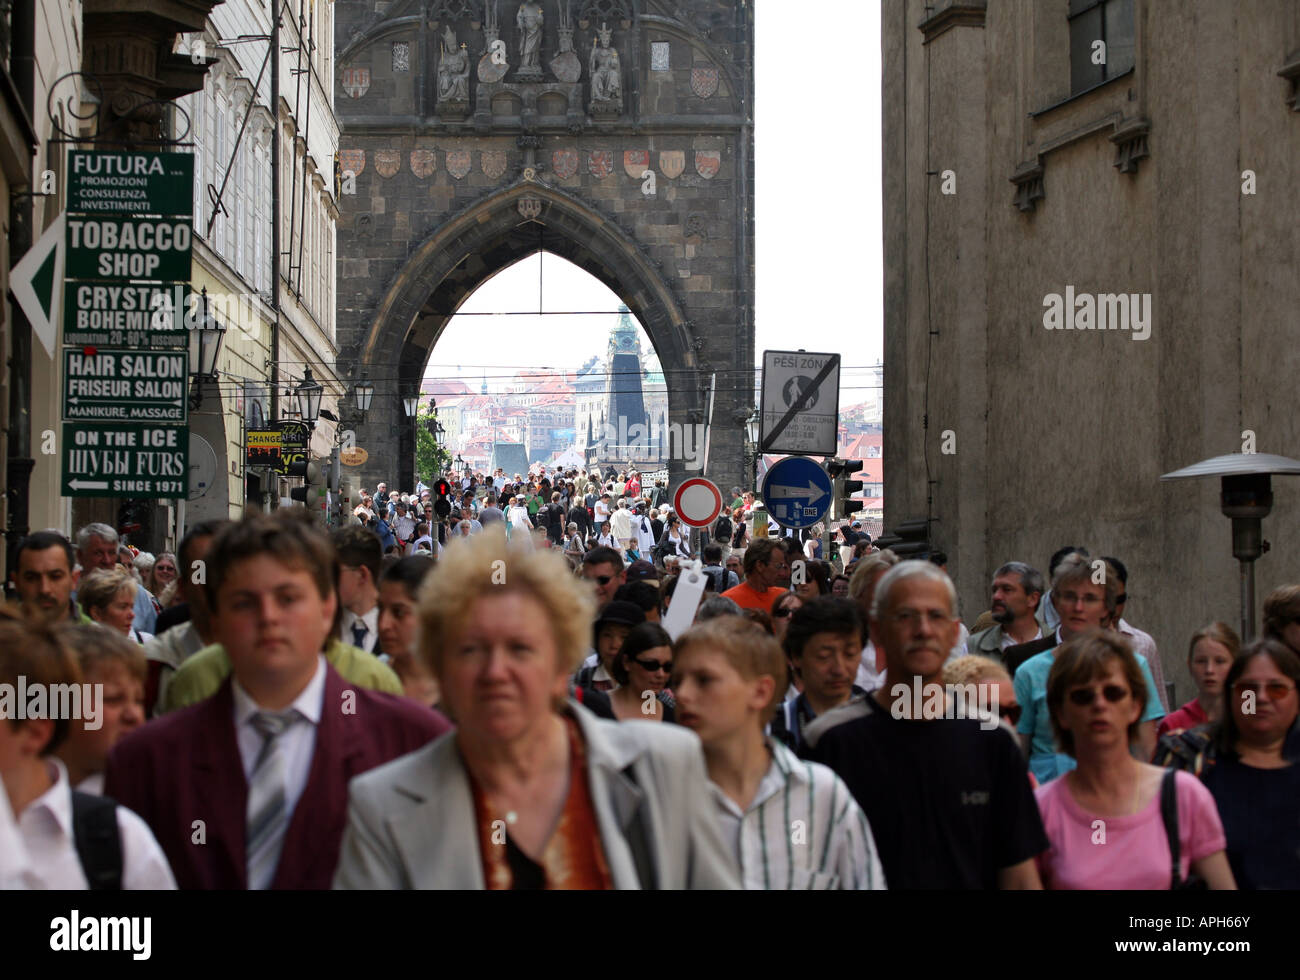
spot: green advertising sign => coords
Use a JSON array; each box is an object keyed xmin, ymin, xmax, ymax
[
  {"xmin": 62, "ymin": 281, "xmax": 190, "ymax": 349},
  {"xmin": 62, "ymin": 423, "xmax": 189, "ymax": 498},
  {"xmin": 63, "ymin": 348, "xmax": 189, "ymax": 423},
  {"xmin": 67, "ymin": 151, "xmax": 195, "ymax": 216},
  {"xmin": 65, "ymin": 216, "xmax": 192, "ymax": 281}
]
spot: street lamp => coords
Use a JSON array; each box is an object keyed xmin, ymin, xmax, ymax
[
  {"xmin": 1161, "ymin": 452, "xmax": 1300, "ymax": 641},
  {"xmin": 402, "ymin": 392, "xmax": 419, "ymax": 418},
  {"xmin": 187, "ymin": 286, "xmax": 227, "ymax": 410},
  {"xmin": 295, "ymin": 368, "xmax": 323, "ymax": 426},
  {"xmin": 352, "ymin": 377, "xmax": 374, "ymax": 416},
  {"xmin": 743, "ymin": 408, "xmax": 761, "ymax": 488},
  {"xmin": 456, "ymin": 454, "xmax": 465, "ymax": 480}
]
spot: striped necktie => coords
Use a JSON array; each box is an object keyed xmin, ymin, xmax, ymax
[{"xmin": 245, "ymin": 709, "xmax": 301, "ymax": 890}]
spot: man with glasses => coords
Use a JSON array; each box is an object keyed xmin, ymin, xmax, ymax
[
  {"xmin": 803, "ymin": 561, "xmax": 1048, "ymax": 889},
  {"xmin": 721, "ymin": 538, "xmax": 790, "ymax": 611},
  {"xmin": 1011, "ymin": 554, "xmax": 1164, "ymax": 784},
  {"xmin": 771, "ymin": 598, "xmax": 869, "ymax": 753}
]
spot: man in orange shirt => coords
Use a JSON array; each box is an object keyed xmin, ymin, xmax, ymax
[{"xmin": 722, "ymin": 538, "xmax": 790, "ymax": 612}]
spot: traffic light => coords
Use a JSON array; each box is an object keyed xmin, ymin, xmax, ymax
[
  {"xmin": 433, "ymin": 478, "xmax": 452, "ymax": 518},
  {"xmin": 875, "ymin": 518, "xmax": 932, "ymax": 558},
  {"xmin": 826, "ymin": 457, "xmax": 865, "ymax": 519},
  {"xmin": 289, "ymin": 461, "xmax": 324, "ymax": 504}
]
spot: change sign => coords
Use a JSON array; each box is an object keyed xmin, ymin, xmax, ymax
[
  {"xmin": 63, "ymin": 281, "xmax": 190, "ymax": 349},
  {"xmin": 63, "ymin": 349, "xmax": 188, "ymax": 423},
  {"xmin": 68, "ymin": 151, "xmax": 194, "ymax": 216},
  {"xmin": 62, "ymin": 423, "xmax": 189, "ymax": 498},
  {"xmin": 65, "ymin": 216, "xmax": 192, "ymax": 281}
]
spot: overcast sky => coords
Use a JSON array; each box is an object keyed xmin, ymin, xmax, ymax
[{"xmin": 427, "ymin": 0, "xmax": 884, "ymax": 406}]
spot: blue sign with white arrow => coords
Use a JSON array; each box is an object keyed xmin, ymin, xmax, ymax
[{"xmin": 761, "ymin": 456, "xmax": 833, "ymax": 529}]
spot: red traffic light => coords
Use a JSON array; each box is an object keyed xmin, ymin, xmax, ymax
[{"xmin": 434, "ymin": 479, "xmax": 451, "ymax": 497}]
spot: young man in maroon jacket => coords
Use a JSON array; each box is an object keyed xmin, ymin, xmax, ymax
[{"xmin": 105, "ymin": 511, "xmax": 450, "ymax": 889}]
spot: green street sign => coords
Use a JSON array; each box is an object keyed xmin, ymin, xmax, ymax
[
  {"xmin": 66, "ymin": 216, "xmax": 192, "ymax": 280},
  {"xmin": 62, "ymin": 422, "xmax": 189, "ymax": 498},
  {"xmin": 63, "ymin": 348, "xmax": 188, "ymax": 423},
  {"xmin": 63, "ymin": 281, "xmax": 190, "ymax": 349},
  {"xmin": 68, "ymin": 151, "xmax": 194, "ymax": 216}
]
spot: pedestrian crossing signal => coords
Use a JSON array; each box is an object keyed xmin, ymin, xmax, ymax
[
  {"xmin": 826, "ymin": 458, "xmax": 864, "ymax": 518},
  {"xmin": 434, "ymin": 478, "xmax": 452, "ymax": 518}
]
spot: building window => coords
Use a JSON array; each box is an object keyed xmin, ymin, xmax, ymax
[{"xmin": 1069, "ymin": 0, "xmax": 1135, "ymax": 96}]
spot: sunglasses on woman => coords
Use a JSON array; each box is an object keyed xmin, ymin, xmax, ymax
[
  {"xmin": 1233, "ymin": 680, "xmax": 1295, "ymax": 701},
  {"xmin": 633, "ymin": 657, "xmax": 672, "ymax": 674},
  {"xmin": 1066, "ymin": 684, "xmax": 1129, "ymax": 706},
  {"xmin": 772, "ymin": 606, "xmax": 796, "ymax": 618}
]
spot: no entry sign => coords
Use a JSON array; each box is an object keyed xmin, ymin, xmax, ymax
[{"xmin": 673, "ymin": 477, "xmax": 724, "ymax": 528}]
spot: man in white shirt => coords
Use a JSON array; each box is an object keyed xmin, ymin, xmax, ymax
[
  {"xmin": 609, "ymin": 498, "xmax": 635, "ymax": 554},
  {"xmin": 594, "ymin": 492, "xmax": 612, "ymax": 527},
  {"xmin": 334, "ymin": 525, "xmax": 384, "ymax": 656},
  {"xmin": 0, "ymin": 617, "xmax": 175, "ymax": 889},
  {"xmin": 392, "ymin": 502, "xmax": 417, "ymax": 546}
]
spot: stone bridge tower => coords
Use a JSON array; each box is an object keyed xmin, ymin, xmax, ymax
[{"xmin": 333, "ymin": 0, "xmax": 754, "ymax": 492}]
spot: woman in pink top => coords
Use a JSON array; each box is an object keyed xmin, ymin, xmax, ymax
[
  {"xmin": 1158, "ymin": 622, "xmax": 1240, "ymax": 738},
  {"xmin": 1033, "ymin": 630, "xmax": 1236, "ymax": 889}
]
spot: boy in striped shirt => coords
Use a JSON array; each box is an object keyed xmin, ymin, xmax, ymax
[{"xmin": 671, "ymin": 617, "xmax": 886, "ymax": 890}]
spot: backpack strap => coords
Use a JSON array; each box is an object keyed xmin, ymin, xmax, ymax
[
  {"xmin": 71, "ymin": 791, "xmax": 123, "ymax": 891},
  {"xmin": 1159, "ymin": 768, "xmax": 1181, "ymax": 889}
]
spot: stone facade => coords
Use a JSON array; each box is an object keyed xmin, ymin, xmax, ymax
[
  {"xmin": 884, "ymin": 0, "xmax": 1300, "ymax": 700},
  {"xmin": 333, "ymin": 0, "xmax": 754, "ymax": 493}
]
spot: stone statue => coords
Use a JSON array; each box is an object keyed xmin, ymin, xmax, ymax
[
  {"xmin": 589, "ymin": 22, "xmax": 622, "ymax": 112},
  {"xmin": 438, "ymin": 26, "xmax": 470, "ymax": 102},
  {"xmin": 517, "ymin": 2, "xmax": 544, "ymax": 73}
]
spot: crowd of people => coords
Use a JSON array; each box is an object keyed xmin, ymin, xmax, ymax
[{"xmin": 3, "ymin": 466, "xmax": 1300, "ymax": 891}]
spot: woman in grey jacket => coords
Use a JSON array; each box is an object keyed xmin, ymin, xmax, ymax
[{"xmin": 333, "ymin": 527, "xmax": 740, "ymax": 890}]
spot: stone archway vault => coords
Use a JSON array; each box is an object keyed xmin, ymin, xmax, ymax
[{"xmin": 353, "ymin": 180, "xmax": 708, "ymax": 489}]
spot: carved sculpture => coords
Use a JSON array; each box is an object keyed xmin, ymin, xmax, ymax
[
  {"xmin": 589, "ymin": 22, "xmax": 622, "ymax": 115},
  {"xmin": 438, "ymin": 27, "xmax": 471, "ymax": 104},
  {"xmin": 516, "ymin": 1, "xmax": 544, "ymax": 80}
]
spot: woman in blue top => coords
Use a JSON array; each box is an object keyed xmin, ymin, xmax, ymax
[{"xmin": 1014, "ymin": 555, "xmax": 1165, "ymax": 784}]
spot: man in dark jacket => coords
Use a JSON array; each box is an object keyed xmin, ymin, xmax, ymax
[{"xmin": 544, "ymin": 492, "xmax": 566, "ymax": 545}]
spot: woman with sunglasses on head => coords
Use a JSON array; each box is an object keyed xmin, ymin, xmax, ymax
[
  {"xmin": 608, "ymin": 623, "xmax": 676, "ymax": 723},
  {"xmin": 1033, "ymin": 629, "xmax": 1235, "ymax": 889},
  {"xmin": 1191, "ymin": 639, "xmax": 1300, "ymax": 889}
]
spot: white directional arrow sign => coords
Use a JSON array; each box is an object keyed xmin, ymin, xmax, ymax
[
  {"xmin": 67, "ymin": 480, "xmax": 110, "ymax": 491},
  {"xmin": 766, "ymin": 481, "xmax": 830, "ymax": 505}
]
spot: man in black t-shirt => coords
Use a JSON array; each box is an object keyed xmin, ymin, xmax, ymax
[{"xmin": 803, "ymin": 560, "xmax": 1048, "ymax": 889}]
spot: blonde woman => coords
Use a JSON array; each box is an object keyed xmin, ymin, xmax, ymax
[
  {"xmin": 78, "ymin": 568, "xmax": 153, "ymax": 644},
  {"xmin": 334, "ymin": 527, "xmax": 740, "ymax": 889}
]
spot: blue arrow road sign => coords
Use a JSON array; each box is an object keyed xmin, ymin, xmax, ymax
[{"xmin": 761, "ymin": 456, "xmax": 833, "ymax": 529}]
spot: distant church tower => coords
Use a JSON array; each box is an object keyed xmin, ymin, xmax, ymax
[{"xmin": 605, "ymin": 305, "xmax": 649, "ymax": 455}]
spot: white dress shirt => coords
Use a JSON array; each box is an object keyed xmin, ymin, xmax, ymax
[
  {"xmin": 856, "ymin": 640, "xmax": 884, "ymax": 692},
  {"xmin": 231, "ymin": 655, "xmax": 326, "ymax": 828},
  {"xmin": 340, "ymin": 606, "xmax": 380, "ymax": 653},
  {"xmin": 1118, "ymin": 618, "xmax": 1168, "ymax": 712},
  {"xmin": 13, "ymin": 759, "xmax": 176, "ymax": 889},
  {"xmin": 0, "ymin": 778, "xmax": 39, "ymax": 888}
]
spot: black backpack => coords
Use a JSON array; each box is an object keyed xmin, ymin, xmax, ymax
[
  {"xmin": 71, "ymin": 791, "xmax": 122, "ymax": 890},
  {"xmin": 715, "ymin": 516, "xmax": 733, "ymax": 541}
]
